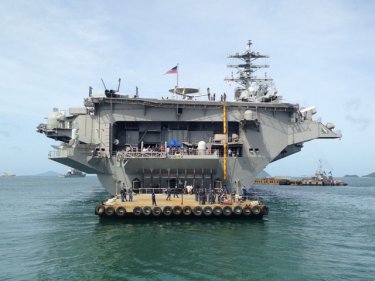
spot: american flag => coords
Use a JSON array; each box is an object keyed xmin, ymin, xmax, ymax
[{"xmin": 164, "ymin": 65, "xmax": 178, "ymax": 74}]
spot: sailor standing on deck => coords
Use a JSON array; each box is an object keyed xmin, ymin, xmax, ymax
[
  {"xmin": 120, "ymin": 188, "xmax": 125, "ymax": 202},
  {"xmin": 173, "ymin": 185, "xmax": 179, "ymax": 198},
  {"xmin": 128, "ymin": 187, "xmax": 133, "ymax": 202},
  {"xmin": 242, "ymin": 186, "xmax": 247, "ymax": 201},
  {"xmin": 166, "ymin": 187, "xmax": 171, "ymax": 200},
  {"xmin": 152, "ymin": 191, "xmax": 157, "ymax": 206}
]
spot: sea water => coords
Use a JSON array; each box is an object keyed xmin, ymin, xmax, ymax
[{"xmin": 0, "ymin": 176, "xmax": 374, "ymax": 281}]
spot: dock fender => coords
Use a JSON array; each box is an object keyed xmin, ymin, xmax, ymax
[
  {"xmin": 133, "ymin": 206, "xmax": 142, "ymax": 216},
  {"xmin": 243, "ymin": 206, "xmax": 252, "ymax": 216},
  {"xmin": 233, "ymin": 206, "xmax": 243, "ymax": 215},
  {"xmin": 152, "ymin": 207, "xmax": 162, "ymax": 216},
  {"xmin": 182, "ymin": 206, "xmax": 192, "ymax": 216},
  {"xmin": 203, "ymin": 206, "xmax": 213, "ymax": 216},
  {"xmin": 213, "ymin": 206, "xmax": 222, "ymax": 216},
  {"xmin": 173, "ymin": 206, "xmax": 183, "ymax": 215},
  {"xmin": 95, "ymin": 205, "xmax": 105, "ymax": 215},
  {"xmin": 115, "ymin": 206, "xmax": 126, "ymax": 217},
  {"xmin": 163, "ymin": 206, "xmax": 173, "ymax": 216},
  {"xmin": 143, "ymin": 206, "xmax": 152, "ymax": 216},
  {"xmin": 104, "ymin": 206, "xmax": 115, "ymax": 216},
  {"xmin": 223, "ymin": 206, "xmax": 232, "ymax": 216},
  {"xmin": 251, "ymin": 205, "xmax": 261, "ymax": 216},
  {"xmin": 261, "ymin": 205, "xmax": 269, "ymax": 215},
  {"xmin": 193, "ymin": 206, "xmax": 203, "ymax": 216}
]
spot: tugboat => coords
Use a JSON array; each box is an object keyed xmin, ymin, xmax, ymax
[
  {"xmin": 61, "ymin": 169, "xmax": 86, "ymax": 178},
  {"xmin": 256, "ymin": 160, "xmax": 348, "ymax": 186},
  {"xmin": 299, "ymin": 160, "xmax": 347, "ymax": 186}
]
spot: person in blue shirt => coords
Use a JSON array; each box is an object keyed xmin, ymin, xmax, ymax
[
  {"xmin": 152, "ymin": 192, "xmax": 157, "ymax": 206},
  {"xmin": 242, "ymin": 186, "xmax": 247, "ymax": 201}
]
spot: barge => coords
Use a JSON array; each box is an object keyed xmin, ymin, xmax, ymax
[{"xmin": 95, "ymin": 193, "xmax": 268, "ymax": 219}]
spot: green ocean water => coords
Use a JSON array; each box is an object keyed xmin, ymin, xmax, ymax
[{"xmin": 0, "ymin": 176, "xmax": 374, "ymax": 281}]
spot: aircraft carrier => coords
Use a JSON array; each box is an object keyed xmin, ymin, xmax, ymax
[{"xmin": 36, "ymin": 40, "xmax": 342, "ymax": 196}]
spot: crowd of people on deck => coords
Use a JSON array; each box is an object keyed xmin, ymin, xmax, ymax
[
  {"xmin": 117, "ymin": 181, "xmax": 252, "ymax": 206},
  {"xmin": 162, "ymin": 185, "xmax": 251, "ymax": 205},
  {"xmin": 120, "ymin": 183, "xmax": 133, "ymax": 202}
]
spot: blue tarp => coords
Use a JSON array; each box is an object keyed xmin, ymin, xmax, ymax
[{"xmin": 167, "ymin": 139, "xmax": 182, "ymax": 147}]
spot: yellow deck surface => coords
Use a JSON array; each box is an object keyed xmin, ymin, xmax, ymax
[{"xmin": 103, "ymin": 194, "xmax": 259, "ymax": 211}]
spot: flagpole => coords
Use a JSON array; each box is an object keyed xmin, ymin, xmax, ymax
[{"xmin": 177, "ymin": 63, "xmax": 179, "ymax": 87}]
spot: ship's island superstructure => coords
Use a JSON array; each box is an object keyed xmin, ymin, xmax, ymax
[{"xmin": 37, "ymin": 41, "xmax": 341, "ymax": 196}]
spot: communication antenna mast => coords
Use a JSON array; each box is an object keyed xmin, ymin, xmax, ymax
[
  {"xmin": 101, "ymin": 78, "xmax": 107, "ymax": 90},
  {"xmin": 117, "ymin": 78, "xmax": 121, "ymax": 92}
]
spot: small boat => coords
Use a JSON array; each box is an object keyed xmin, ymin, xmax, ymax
[
  {"xmin": 61, "ymin": 169, "xmax": 86, "ymax": 178},
  {"xmin": 1, "ymin": 172, "xmax": 16, "ymax": 177},
  {"xmin": 298, "ymin": 160, "xmax": 347, "ymax": 186}
]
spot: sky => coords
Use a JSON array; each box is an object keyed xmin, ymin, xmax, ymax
[{"xmin": 0, "ymin": 0, "xmax": 374, "ymax": 176}]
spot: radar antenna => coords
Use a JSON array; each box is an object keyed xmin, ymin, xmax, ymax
[{"xmin": 225, "ymin": 40, "xmax": 280, "ymax": 103}]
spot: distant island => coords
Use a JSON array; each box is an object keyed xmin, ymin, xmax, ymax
[
  {"xmin": 363, "ymin": 172, "xmax": 375, "ymax": 178},
  {"xmin": 257, "ymin": 170, "xmax": 271, "ymax": 178},
  {"xmin": 35, "ymin": 171, "xmax": 62, "ymax": 177},
  {"xmin": 344, "ymin": 174, "xmax": 359, "ymax": 178}
]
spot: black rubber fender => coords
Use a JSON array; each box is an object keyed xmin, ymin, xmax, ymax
[
  {"xmin": 193, "ymin": 206, "xmax": 203, "ymax": 216},
  {"xmin": 251, "ymin": 205, "xmax": 261, "ymax": 216},
  {"xmin": 163, "ymin": 206, "xmax": 173, "ymax": 216},
  {"xmin": 233, "ymin": 206, "xmax": 243, "ymax": 215},
  {"xmin": 95, "ymin": 205, "xmax": 105, "ymax": 215},
  {"xmin": 182, "ymin": 206, "xmax": 192, "ymax": 216},
  {"xmin": 261, "ymin": 205, "xmax": 269, "ymax": 215},
  {"xmin": 133, "ymin": 206, "xmax": 142, "ymax": 216},
  {"xmin": 104, "ymin": 206, "xmax": 115, "ymax": 216},
  {"xmin": 152, "ymin": 207, "xmax": 162, "ymax": 216},
  {"xmin": 143, "ymin": 206, "xmax": 152, "ymax": 216},
  {"xmin": 173, "ymin": 206, "xmax": 183, "ymax": 215},
  {"xmin": 213, "ymin": 206, "xmax": 222, "ymax": 216},
  {"xmin": 222, "ymin": 206, "xmax": 232, "ymax": 216},
  {"xmin": 203, "ymin": 206, "xmax": 213, "ymax": 216},
  {"xmin": 243, "ymin": 206, "xmax": 252, "ymax": 216},
  {"xmin": 115, "ymin": 206, "xmax": 126, "ymax": 217}
]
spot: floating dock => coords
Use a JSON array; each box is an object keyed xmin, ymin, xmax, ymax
[{"xmin": 95, "ymin": 194, "xmax": 268, "ymax": 219}]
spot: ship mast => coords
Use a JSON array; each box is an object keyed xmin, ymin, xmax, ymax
[
  {"xmin": 225, "ymin": 40, "xmax": 270, "ymax": 88},
  {"xmin": 225, "ymin": 40, "xmax": 279, "ymax": 103}
]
